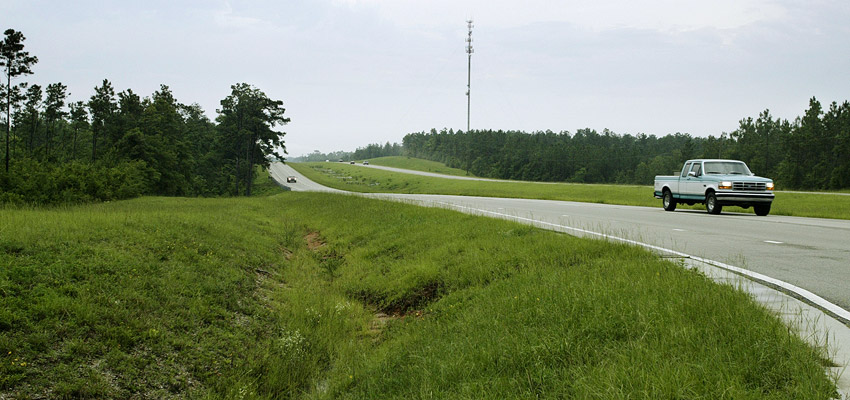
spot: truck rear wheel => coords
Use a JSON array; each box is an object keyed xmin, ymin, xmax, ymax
[
  {"xmin": 706, "ymin": 192, "xmax": 722, "ymax": 215},
  {"xmin": 754, "ymin": 203, "xmax": 771, "ymax": 216},
  {"xmin": 662, "ymin": 190, "xmax": 677, "ymax": 211}
]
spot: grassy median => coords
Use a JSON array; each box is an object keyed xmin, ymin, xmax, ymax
[
  {"xmin": 292, "ymin": 160, "xmax": 850, "ymax": 220},
  {"xmin": 365, "ymin": 156, "xmax": 473, "ymax": 177},
  {"xmin": 0, "ymin": 191, "xmax": 838, "ymax": 398}
]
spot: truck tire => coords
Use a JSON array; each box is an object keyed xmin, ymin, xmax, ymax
[
  {"xmin": 662, "ymin": 190, "xmax": 677, "ymax": 211},
  {"xmin": 754, "ymin": 203, "xmax": 771, "ymax": 216},
  {"xmin": 706, "ymin": 192, "xmax": 722, "ymax": 215}
]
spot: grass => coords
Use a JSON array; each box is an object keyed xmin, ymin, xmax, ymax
[
  {"xmin": 290, "ymin": 161, "xmax": 850, "ymax": 220},
  {"xmin": 0, "ymin": 191, "xmax": 839, "ymax": 398},
  {"xmin": 362, "ymin": 156, "xmax": 475, "ymax": 177}
]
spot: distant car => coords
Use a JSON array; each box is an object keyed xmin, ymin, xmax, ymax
[
  {"xmin": 363, "ymin": 161, "xmax": 370, "ymax": 165},
  {"xmin": 350, "ymin": 161, "xmax": 355, "ymax": 164},
  {"xmin": 286, "ymin": 176, "xmax": 297, "ymax": 183}
]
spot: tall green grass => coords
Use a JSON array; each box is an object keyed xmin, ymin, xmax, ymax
[
  {"xmin": 0, "ymin": 193, "xmax": 838, "ymax": 398},
  {"xmin": 291, "ymin": 161, "xmax": 850, "ymax": 219}
]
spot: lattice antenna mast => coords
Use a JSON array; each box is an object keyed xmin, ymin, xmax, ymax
[{"xmin": 465, "ymin": 19, "xmax": 474, "ymax": 133}]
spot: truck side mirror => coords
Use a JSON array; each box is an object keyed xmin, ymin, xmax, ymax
[{"xmin": 688, "ymin": 171, "xmax": 696, "ymax": 177}]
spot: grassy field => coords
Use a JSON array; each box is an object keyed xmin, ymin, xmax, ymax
[
  {"xmin": 0, "ymin": 190, "xmax": 839, "ymax": 398},
  {"xmin": 363, "ymin": 156, "xmax": 474, "ymax": 177},
  {"xmin": 292, "ymin": 161, "xmax": 850, "ymax": 220}
]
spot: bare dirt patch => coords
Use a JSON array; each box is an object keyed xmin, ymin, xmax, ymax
[{"xmin": 304, "ymin": 232, "xmax": 326, "ymax": 251}]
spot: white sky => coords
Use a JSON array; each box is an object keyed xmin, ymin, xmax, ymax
[{"xmin": 5, "ymin": 0, "xmax": 850, "ymax": 157}]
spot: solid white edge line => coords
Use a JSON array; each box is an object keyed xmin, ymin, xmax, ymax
[{"xmin": 434, "ymin": 201, "xmax": 850, "ymax": 323}]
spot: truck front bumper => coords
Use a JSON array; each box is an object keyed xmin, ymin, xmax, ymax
[{"xmin": 715, "ymin": 191, "xmax": 774, "ymax": 204}]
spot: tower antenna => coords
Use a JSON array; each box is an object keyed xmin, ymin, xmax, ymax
[{"xmin": 465, "ymin": 19, "xmax": 474, "ymax": 133}]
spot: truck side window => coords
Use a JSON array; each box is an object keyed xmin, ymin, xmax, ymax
[
  {"xmin": 681, "ymin": 162, "xmax": 692, "ymax": 178},
  {"xmin": 691, "ymin": 163, "xmax": 702, "ymax": 176}
]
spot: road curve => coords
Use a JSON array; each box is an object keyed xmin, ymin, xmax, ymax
[
  {"xmin": 272, "ymin": 162, "xmax": 850, "ymax": 313},
  {"xmin": 269, "ymin": 162, "xmax": 345, "ymax": 193},
  {"xmin": 272, "ymin": 162, "xmax": 850, "ymax": 392}
]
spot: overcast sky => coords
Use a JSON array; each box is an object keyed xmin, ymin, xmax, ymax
[{"xmin": 6, "ymin": 0, "xmax": 850, "ymax": 157}]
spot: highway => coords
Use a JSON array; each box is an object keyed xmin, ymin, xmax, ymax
[
  {"xmin": 271, "ymin": 160, "xmax": 850, "ymax": 392},
  {"xmin": 271, "ymin": 162, "xmax": 850, "ymax": 316},
  {"xmin": 269, "ymin": 162, "xmax": 345, "ymax": 193}
]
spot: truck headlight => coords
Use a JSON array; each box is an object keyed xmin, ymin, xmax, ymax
[
  {"xmin": 766, "ymin": 182, "xmax": 774, "ymax": 191},
  {"xmin": 719, "ymin": 181, "xmax": 732, "ymax": 189}
]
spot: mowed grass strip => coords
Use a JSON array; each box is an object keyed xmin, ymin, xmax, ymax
[
  {"xmin": 290, "ymin": 161, "xmax": 850, "ymax": 220},
  {"xmin": 0, "ymin": 192, "xmax": 839, "ymax": 398},
  {"xmin": 363, "ymin": 156, "xmax": 474, "ymax": 177}
]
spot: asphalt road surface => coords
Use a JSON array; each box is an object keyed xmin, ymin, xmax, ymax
[
  {"xmin": 271, "ymin": 162, "xmax": 850, "ymax": 315},
  {"xmin": 269, "ymin": 162, "xmax": 345, "ymax": 193}
]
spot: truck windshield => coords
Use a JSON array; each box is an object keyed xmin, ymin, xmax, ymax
[{"xmin": 704, "ymin": 161, "xmax": 751, "ymax": 175}]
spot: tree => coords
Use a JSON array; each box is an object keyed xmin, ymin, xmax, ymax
[
  {"xmin": 216, "ymin": 83, "xmax": 289, "ymax": 196},
  {"xmin": 1, "ymin": 28, "xmax": 38, "ymax": 172},
  {"xmin": 180, "ymin": 103, "xmax": 217, "ymax": 194},
  {"xmin": 87, "ymin": 79, "xmax": 117, "ymax": 162},
  {"xmin": 0, "ymin": 81, "xmax": 26, "ymax": 160},
  {"xmin": 22, "ymin": 84, "xmax": 41, "ymax": 156},
  {"xmin": 824, "ymin": 101, "xmax": 850, "ymax": 189},
  {"xmin": 43, "ymin": 82, "xmax": 68, "ymax": 160},
  {"xmin": 68, "ymin": 101, "xmax": 88, "ymax": 160},
  {"xmin": 116, "ymin": 88, "xmax": 143, "ymax": 142},
  {"xmin": 135, "ymin": 85, "xmax": 190, "ymax": 195}
]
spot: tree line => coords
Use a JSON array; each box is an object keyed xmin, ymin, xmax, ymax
[
  {"xmin": 403, "ymin": 98, "xmax": 850, "ymax": 190},
  {"xmin": 1, "ymin": 28, "xmax": 288, "ymax": 204},
  {"xmin": 293, "ymin": 142, "xmax": 402, "ymax": 163},
  {"xmin": 351, "ymin": 142, "xmax": 403, "ymax": 161}
]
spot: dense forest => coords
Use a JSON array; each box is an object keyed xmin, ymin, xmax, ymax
[
  {"xmin": 351, "ymin": 142, "xmax": 403, "ymax": 161},
  {"xmin": 403, "ymin": 98, "xmax": 850, "ymax": 190},
  {"xmin": 293, "ymin": 142, "xmax": 403, "ymax": 162},
  {"xmin": 1, "ymin": 29, "xmax": 288, "ymax": 204}
]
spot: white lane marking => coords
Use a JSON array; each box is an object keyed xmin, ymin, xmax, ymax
[
  {"xmin": 673, "ymin": 229, "xmax": 686, "ymax": 232},
  {"xmin": 764, "ymin": 240, "xmax": 784, "ymax": 244},
  {"xmin": 561, "ymin": 214, "xmax": 569, "ymax": 217},
  {"xmin": 433, "ymin": 201, "xmax": 850, "ymax": 323}
]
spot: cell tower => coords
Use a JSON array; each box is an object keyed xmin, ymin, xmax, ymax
[{"xmin": 465, "ymin": 19, "xmax": 474, "ymax": 133}]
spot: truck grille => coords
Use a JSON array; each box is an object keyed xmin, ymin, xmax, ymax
[{"xmin": 733, "ymin": 182, "xmax": 766, "ymax": 191}]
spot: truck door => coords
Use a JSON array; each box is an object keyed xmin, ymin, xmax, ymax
[
  {"xmin": 682, "ymin": 162, "xmax": 703, "ymax": 199},
  {"xmin": 674, "ymin": 161, "xmax": 692, "ymax": 199}
]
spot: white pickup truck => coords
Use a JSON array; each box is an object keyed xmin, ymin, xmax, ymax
[{"xmin": 654, "ymin": 159, "xmax": 775, "ymax": 215}]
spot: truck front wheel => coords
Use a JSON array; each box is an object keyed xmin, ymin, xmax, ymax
[
  {"xmin": 662, "ymin": 190, "xmax": 677, "ymax": 211},
  {"xmin": 754, "ymin": 203, "xmax": 771, "ymax": 216},
  {"xmin": 706, "ymin": 192, "xmax": 722, "ymax": 215}
]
